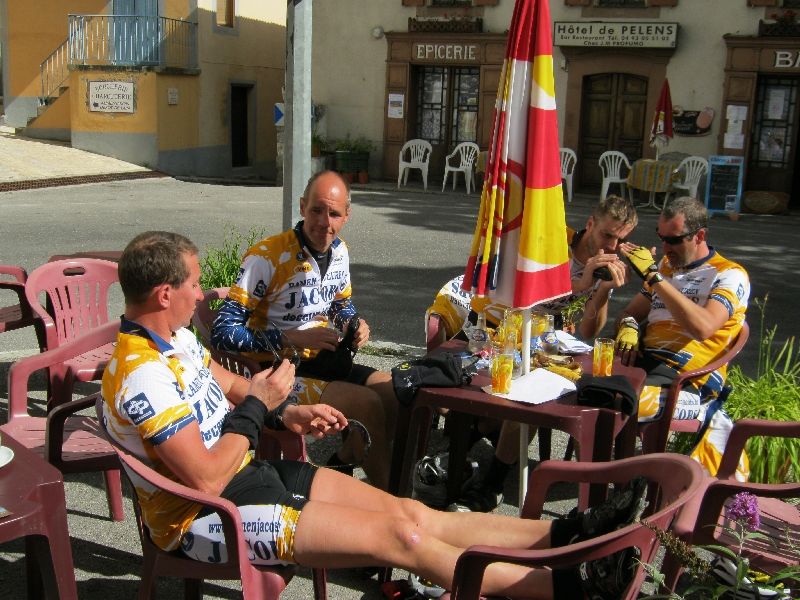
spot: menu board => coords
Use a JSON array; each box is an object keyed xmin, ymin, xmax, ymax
[{"xmin": 704, "ymin": 155, "xmax": 744, "ymax": 214}]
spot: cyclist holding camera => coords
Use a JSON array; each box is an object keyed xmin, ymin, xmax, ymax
[{"xmin": 211, "ymin": 171, "xmax": 396, "ymax": 489}]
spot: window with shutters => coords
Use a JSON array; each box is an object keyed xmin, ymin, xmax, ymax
[{"xmin": 216, "ymin": 0, "xmax": 234, "ymax": 28}]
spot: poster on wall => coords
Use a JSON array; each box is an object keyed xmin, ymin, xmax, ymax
[
  {"xmin": 88, "ymin": 81, "xmax": 135, "ymax": 113},
  {"xmin": 388, "ymin": 93, "xmax": 404, "ymax": 119},
  {"xmin": 672, "ymin": 106, "xmax": 715, "ymax": 136}
]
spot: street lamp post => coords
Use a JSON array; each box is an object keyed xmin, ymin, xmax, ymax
[{"xmin": 283, "ymin": 0, "xmax": 312, "ymax": 229}]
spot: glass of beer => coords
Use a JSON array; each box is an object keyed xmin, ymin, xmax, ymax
[
  {"xmin": 593, "ymin": 338, "xmax": 615, "ymax": 376},
  {"xmin": 491, "ymin": 352, "xmax": 514, "ymax": 394}
]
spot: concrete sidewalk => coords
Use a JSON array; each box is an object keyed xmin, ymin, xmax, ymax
[{"xmin": 0, "ymin": 132, "xmax": 160, "ymax": 191}]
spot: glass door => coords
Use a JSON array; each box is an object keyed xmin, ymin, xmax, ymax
[
  {"xmin": 747, "ymin": 76, "xmax": 800, "ymax": 204},
  {"xmin": 415, "ymin": 66, "xmax": 480, "ymax": 179}
]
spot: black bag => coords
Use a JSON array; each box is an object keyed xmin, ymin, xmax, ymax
[
  {"xmin": 575, "ymin": 374, "xmax": 638, "ymax": 417},
  {"xmin": 295, "ymin": 317, "xmax": 360, "ymax": 381},
  {"xmin": 391, "ymin": 353, "xmax": 474, "ymax": 407}
]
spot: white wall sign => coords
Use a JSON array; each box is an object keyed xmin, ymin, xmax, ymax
[
  {"xmin": 167, "ymin": 88, "xmax": 179, "ymax": 105},
  {"xmin": 388, "ymin": 93, "xmax": 404, "ymax": 119},
  {"xmin": 412, "ymin": 43, "xmax": 479, "ymax": 63},
  {"xmin": 553, "ymin": 22, "xmax": 678, "ymax": 48},
  {"xmin": 88, "ymin": 81, "xmax": 135, "ymax": 113}
]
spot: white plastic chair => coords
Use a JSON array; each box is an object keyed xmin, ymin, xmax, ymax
[
  {"xmin": 560, "ymin": 148, "xmax": 577, "ymax": 202},
  {"xmin": 442, "ymin": 142, "xmax": 480, "ymax": 193},
  {"xmin": 598, "ymin": 150, "xmax": 632, "ymax": 201},
  {"xmin": 665, "ymin": 155, "xmax": 708, "ymax": 204},
  {"xmin": 397, "ymin": 139, "xmax": 432, "ymax": 191}
]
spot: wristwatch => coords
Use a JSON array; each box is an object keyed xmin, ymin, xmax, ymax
[{"xmin": 646, "ymin": 272, "xmax": 664, "ymax": 286}]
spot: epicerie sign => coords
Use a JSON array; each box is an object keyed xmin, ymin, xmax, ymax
[
  {"xmin": 413, "ymin": 43, "xmax": 479, "ymax": 63},
  {"xmin": 553, "ymin": 22, "xmax": 678, "ymax": 49},
  {"xmin": 88, "ymin": 81, "xmax": 135, "ymax": 113}
]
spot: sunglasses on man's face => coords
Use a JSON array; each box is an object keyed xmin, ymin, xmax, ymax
[
  {"xmin": 656, "ymin": 228, "xmax": 700, "ymax": 246},
  {"xmin": 265, "ymin": 321, "xmax": 301, "ymax": 367}
]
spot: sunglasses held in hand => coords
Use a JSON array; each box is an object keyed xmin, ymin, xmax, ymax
[{"xmin": 264, "ymin": 321, "xmax": 302, "ymax": 367}]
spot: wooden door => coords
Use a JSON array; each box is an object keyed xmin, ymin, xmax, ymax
[
  {"xmin": 577, "ymin": 73, "xmax": 647, "ymax": 192},
  {"xmin": 747, "ymin": 76, "xmax": 800, "ymax": 206}
]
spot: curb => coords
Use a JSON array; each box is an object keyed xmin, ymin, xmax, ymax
[{"xmin": 0, "ymin": 170, "xmax": 167, "ymax": 192}]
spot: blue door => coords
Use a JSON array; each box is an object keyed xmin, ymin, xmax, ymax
[{"xmin": 112, "ymin": 0, "xmax": 160, "ymax": 65}]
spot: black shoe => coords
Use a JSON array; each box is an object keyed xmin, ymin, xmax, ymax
[
  {"xmin": 574, "ymin": 476, "xmax": 649, "ymax": 543},
  {"xmin": 445, "ymin": 485, "xmax": 503, "ymax": 513},
  {"xmin": 579, "ymin": 546, "xmax": 640, "ymax": 600}
]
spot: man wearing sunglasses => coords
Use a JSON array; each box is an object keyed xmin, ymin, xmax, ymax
[
  {"xmin": 211, "ymin": 170, "xmax": 395, "ymax": 489},
  {"xmin": 616, "ymin": 196, "xmax": 750, "ymax": 424}
]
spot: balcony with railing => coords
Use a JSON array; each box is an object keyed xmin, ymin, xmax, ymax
[
  {"xmin": 41, "ymin": 14, "xmax": 197, "ymax": 104},
  {"xmin": 69, "ymin": 14, "xmax": 198, "ymax": 69}
]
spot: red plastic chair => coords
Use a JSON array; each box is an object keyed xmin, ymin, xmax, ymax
[
  {"xmin": 637, "ymin": 322, "xmax": 749, "ymax": 455},
  {"xmin": 95, "ymin": 396, "xmax": 328, "ymax": 600},
  {"xmin": 661, "ymin": 419, "xmax": 800, "ymax": 592},
  {"xmin": 192, "ymin": 287, "xmax": 263, "ymax": 376},
  {"xmin": 3, "ymin": 320, "xmax": 124, "ymax": 521},
  {"xmin": 24, "ymin": 258, "xmax": 119, "ymax": 408},
  {"xmin": 0, "ymin": 265, "xmax": 45, "ymax": 348},
  {"xmin": 425, "ymin": 313, "xmax": 446, "ymax": 353},
  {"xmin": 444, "ymin": 453, "xmax": 705, "ymax": 600}
]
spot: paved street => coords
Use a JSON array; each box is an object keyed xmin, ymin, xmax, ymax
[{"xmin": 0, "ymin": 135, "xmax": 798, "ymax": 598}]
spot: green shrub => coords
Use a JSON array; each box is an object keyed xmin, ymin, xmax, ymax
[
  {"xmin": 671, "ymin": 296, "xmax": 800, "ymax": 483},
  {"xmin": 199, "ymin": 225, "xmax": 266, "ymax": 291},
  {"xmin": 724, "ymin": 298, "xmax": 800, "ymax": 483}
]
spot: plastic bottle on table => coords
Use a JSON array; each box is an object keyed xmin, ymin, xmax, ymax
[{"xmin": 468, "ymin": 311, "xmax": 491, "ymax": 355}]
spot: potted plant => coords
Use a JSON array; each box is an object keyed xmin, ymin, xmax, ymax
[
  {"xmin": 333, "ymin": 135, "xmax": 373, "ymax": 178},
  {"xmin": 311, "ymin": 133, "xmax": 327, "ymax": 158}
]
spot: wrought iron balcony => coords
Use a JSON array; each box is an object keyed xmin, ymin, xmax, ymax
[{"xmin": 68, "ymin": 14, "xmax": 198, "ymax": 69}]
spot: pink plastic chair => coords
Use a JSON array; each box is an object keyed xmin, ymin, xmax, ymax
[
  {"xmin": 425, "ymin": 313, "xmax": 446, "ymax": 353},
  {"xmin": 0, "ymin": 265, "xmax": 44, "ymax": 347},
  {"xmin": 661, "ymin": 419, "xmax": 800, "ymax": 592},
  {"xmin": 444, "ymin": 453, "xmax": 705, "ymax": 600},
  {"xmin": 24, "ymin": 258, "xmax": 119, "ymax": 408},
  {"xmin": 637, "ymin": 322, "xmax": 749, "ymax": 455},
  {"xmin": 192, "ymin": 287, "xmax": 263, "ymax": 376},
  {"xmin": 3, "ymin": 320, "xmax": 124, "ymax": 521},
  {"xmin": 95, "ymin": 396, "xmax": 328, "ymax": 600}
]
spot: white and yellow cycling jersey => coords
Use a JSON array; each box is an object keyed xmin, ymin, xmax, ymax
[
  {"xmin": 101, "ymin": 319, "xmax": 249, "ymax": 551},
  {"xmin": 637, "ymin": 248, "xmax": 750, "ymax": 421}
]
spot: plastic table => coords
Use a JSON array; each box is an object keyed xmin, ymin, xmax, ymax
[{"xmin": 0, "ymin": 432, "xmax": 78, "ymax": 599}]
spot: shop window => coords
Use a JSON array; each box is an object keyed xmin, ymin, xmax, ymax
[
  {"xmin": 216, "ymin": 0, "xmax": 235, "ymax": 28},
  {"xmin": 750, "ymin": 77, "xmax": 797, "ymax": 170}
]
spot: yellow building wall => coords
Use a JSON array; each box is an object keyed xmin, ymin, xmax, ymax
[
  {"xmin": 6, "ymin": 0, "xmax": 106, "ymax": 99},
  {"xmin": 156, "ymin": 75, "xmax": 200, "ymax": 151},
  {"xmin": 196, "ymin": 1, "xmax": 286, "ymax": 169},
  {"xmin": 71, "ymin": 71, "xmax": 158, "ymax": 135},
  {"xmin": 27, "ymin": 88, "xmax": 72, "ymax": 131}
]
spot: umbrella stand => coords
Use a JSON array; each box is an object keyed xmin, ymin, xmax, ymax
[{"xmin": 518, "ymin": 308, "xmax": 532, "ymax": 505}]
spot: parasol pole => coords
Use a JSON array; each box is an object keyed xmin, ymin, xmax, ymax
[{"xmin": 518, "ymin": 307, "xmax": 532, "ymax": 506}]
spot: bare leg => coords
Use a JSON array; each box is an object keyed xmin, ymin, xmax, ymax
[
  {"xmin": 320, "ymin": 381, "xmax": 390, "ymax": 490},
  {"xmin": 308, "ymin": 469, "xmax": 551, "ymax": 551},
  {"xmin": 495, "ymin": 420, "xmax": 536, "ymax": 465},
  {"xmin": 294, "ymin": 470, "xmax": 554, "ymax": 598},
  {"xmin": 365, "ymin": 369, "xmax": 399, "ymax": 441}
]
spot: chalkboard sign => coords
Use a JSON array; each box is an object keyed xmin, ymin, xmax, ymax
[{"xmin": 704, "ymin": 155, "xmax": 744, "ymax": 214}]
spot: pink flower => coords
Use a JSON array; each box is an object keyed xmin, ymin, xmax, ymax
[{"xmin": 726, "ymin": 492, "xmax": 760, "ymax": 531}]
